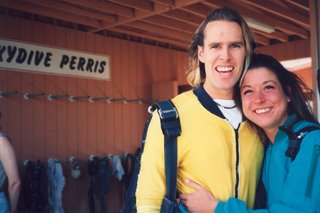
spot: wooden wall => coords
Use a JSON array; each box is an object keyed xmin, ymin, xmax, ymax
[
  {"xmin": 255, "ymin": 39, "xmax": 313, "ymax": 89},
  {"xmin": 295, "ymin": 67, "xmax": 313, "ymax": 90},
  {"xmin": 256, "ymin": 40, "xmax": 314, "ymax": 102},
  {"xmin": 0, "ymin": 15, "xmax": 187, "ymax": 212},
  {"xmin": 256, "ymin": 39, "xmax": 310, "ymax": 61}
]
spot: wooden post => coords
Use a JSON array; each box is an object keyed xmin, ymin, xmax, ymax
[{"xmin": 310, "ymin": 0, "xmax": 320, "ymax": 118}]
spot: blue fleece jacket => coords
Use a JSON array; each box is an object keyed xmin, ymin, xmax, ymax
[{"xmin": 216, "ymin": 114, "xmax": 320, "ymax": 213}]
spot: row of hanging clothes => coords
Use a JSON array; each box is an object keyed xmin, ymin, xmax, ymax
[{"xmin": 18, "ymin": 150, "xmax": 139, "ymax": 213}]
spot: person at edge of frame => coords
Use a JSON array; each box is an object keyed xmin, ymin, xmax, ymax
[{"xmin": 0, "ymin": 112, "xmax": 21, "ymax": 213}]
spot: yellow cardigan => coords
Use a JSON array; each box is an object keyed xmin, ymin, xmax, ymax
[{"xmin": 136, "ymin": 88, "xmax": 264, "ymax": 212}]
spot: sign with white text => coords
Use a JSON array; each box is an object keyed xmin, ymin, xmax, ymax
[{"xmin": 0, "ymin": 38, "xmax": 110, "ymax": 80}]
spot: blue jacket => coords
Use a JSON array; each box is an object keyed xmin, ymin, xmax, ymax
[{"xmin": 216, "ymin": 114, "xmax": 320, "ymax": 213}]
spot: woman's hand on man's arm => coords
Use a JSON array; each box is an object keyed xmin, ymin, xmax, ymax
[{"xmin": 179, "ymin": 179, "xmax": 219, "ymax": 213}]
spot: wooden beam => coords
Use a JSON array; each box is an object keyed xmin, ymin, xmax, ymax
[
  {"xmin": 108, "ymin": 26, "xmax": 188, "ymax": 49},
  {"xmin": 143, "ymin": 15, "xmax": 196, "ymax": 33},
  {"xmin": 89, "ymin": 2, "xmax": 170, "ymax": 33},
  {"xmin": 203, "ymin": 0, "xmax": 309, "ymax": 38},
  {"xmin": 151, "ymin": 0, "xmax": 203, "ymax": 7},
  {"xmin": 253, "ymin": 33, "xmax": 270, "ymax": 46},
  {"xmin": 107, "ymin": 0, "xmax": 154, "ymax": 12},
  {"xmin": 309, "ymin": 0, "xmax": 320, "ymax": 118},
  {"xmin": 22, "ymin": 0, "xmax": 117, "ymax": 23},
  {"xmin": 125, "ymin": 21, "xmax": 192, "ymax": 42},
  {"xmin": 252, "ymin": 29, "xmax": 289, "ymax": 43},
  {"xmin": 62, "ymin": 0, "xmax": 134, "ymax": 18},
  {"xmin": 89, "ymin": 0, "xmax": 203, "ymax": 33},
  {"xmin": 285, "ymin": 0, "xmax": 310, "ymax": 12},
  {"xmin": 161, "ymin": 10, "xmax": 203, "ymax": 26},
  {"xmin": 175, "ymin": 0, "xmax": 206, "ymax": 7},
  {"xmin": 151, "ymin": 0, "xmax": 175, "ymax": 5},
  {"xmin": 180, "ymin": 4, "xmax": 212, "ymax": 18},
  {"xmin": 0, "ymin": 1, "xmax": 103, "ymax": 28},
  {"xmin": 240, "ymin": 0, "xmax": 309, "ymax": 29}
]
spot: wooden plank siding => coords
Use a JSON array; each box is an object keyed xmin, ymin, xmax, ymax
[
  {"xmin": 255, "ymin": 39, "xmax": 310, "ymax": 61},
  {"xmin": 0, "ymin": 15, "xmax": 188, "ymax": 212}
]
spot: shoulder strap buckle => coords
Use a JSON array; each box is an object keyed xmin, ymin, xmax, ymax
[
  {"xmin": 158, "ymin": 107, "xmax": 178, "ymax": 120},
  {"xmin": 152, "ymin": 100, "xmax": 181, "ymax": 138},
  {"xmin": 148, "ymin": 102, "xmax": 179, "ymax": 119}
]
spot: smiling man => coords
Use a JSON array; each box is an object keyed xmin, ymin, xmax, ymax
[{"xmin": 136, "ymin": 7, "xmax": 264, "ymax": 213}]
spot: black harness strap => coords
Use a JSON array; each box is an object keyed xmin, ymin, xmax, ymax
[
  {"xmin": 123, "ymin": 100, "xmax": 181, "ymax": 213},
  {"xmin": 154, "ymin": 100, "xmax": 181, "ymax": 203},
  {"xmin": 280, "ymin": 123, "xmax": 320, "ymax": 161}
]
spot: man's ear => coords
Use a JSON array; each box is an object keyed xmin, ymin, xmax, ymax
[{"xmin": 198, "ymin": 45, "xmax": 204, "ymax": 63}]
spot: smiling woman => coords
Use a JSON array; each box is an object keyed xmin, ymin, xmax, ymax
[
  {"xmin": 179, "ymin": 54, "xmax": 320, "ymax": 213},
  {"xmin": 240, "ymin": 67, "xmax": 290, "ymax": 142},
  {"xmin": 234, "ymin": 53, "xmax": 320, "ymax": 212},
  {"xmin": 236, "ymin": 54, "xmax": 317, "ymax": 143}
]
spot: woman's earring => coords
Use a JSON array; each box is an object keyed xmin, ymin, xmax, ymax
[{"xmin": 287, "ymin": 97, "xmax": 291, "ymax": 102}]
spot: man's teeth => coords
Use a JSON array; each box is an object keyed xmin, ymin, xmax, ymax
[
  {"xmin": 255, "ymin": 108, "xmax": 271, "ymax": 114},
  {"xmin": 216, "ymin": 66, "xmax": 233, "ymax": 72}
]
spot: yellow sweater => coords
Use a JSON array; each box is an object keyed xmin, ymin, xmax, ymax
[{"xmin": 136, "ymin": 88, "xmax": 264, "ymax": 212}]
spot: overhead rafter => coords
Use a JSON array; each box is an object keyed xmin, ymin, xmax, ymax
[
  {"xmin": 253, "ymin": 33, "xmax": 270, "ymax": 46},
  {"xmin": 180, "ymin": 3, "xmax": 214, "ymax": 17},
  {"xmin": 203, "ymin": 0, "xmax": 309, "ymax": 38},
  {"xmin": 0, "ymin": 0, "xmax": 313, "ymax": 50},
  {"xmin": 161, "ymin": 10, "xmax": 203, "ymax": 26},
  {"xmin": 125, "ymin": 21, "xmax": 192, "ymax": 42},
  {"xmin": 253, "ymin": 29, "xmax": 289, "ymax": 43},
  {"xmin": 143, "ymin": 15, "xmax": 196, "ymax": 33},
  {"xmin": 62, "ymin": 0, "xmax": 135, "ymax": 18},
  {"xmin": 151, "ymin": 0, "xmax": 175, "ymax": 5},
  {"xmin": 107, "ymin": 0, "xmax": 154, "ymax": 12},
  {"xmin": 240, "ymin": 0, "xmax": 309, "ymax": 29},
  {"xmin": 90, "ymin": 0, "xmax": 203, "ymax": 33},
  {"xmin": 109, "ymin": 26, "xmax": 188, "ymax": 48},
  {"xmin": 284, "ymin": 0, "xmax": 309, "ymax": 12},
  {"xmin": 0, "ymin": 1, "xmax": 104, "ymax": 28},
  {"xmin": 21, "ymin": 0, "xmax": 117, "ymax": 24}
]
